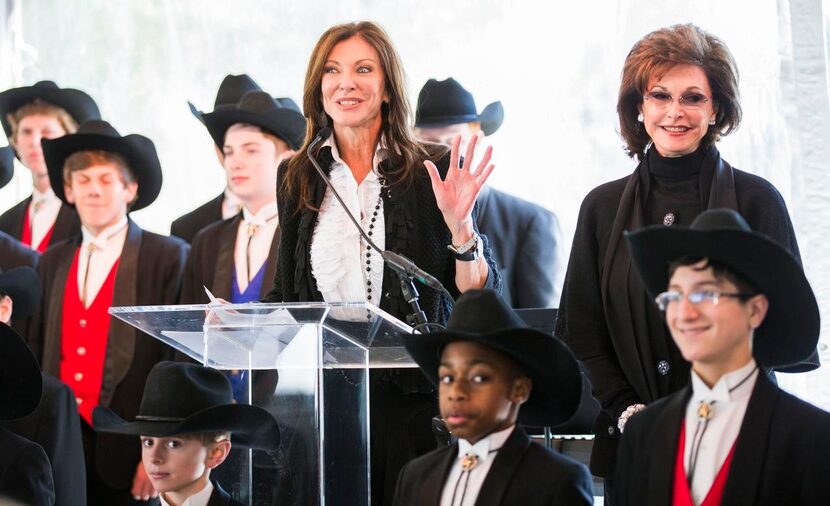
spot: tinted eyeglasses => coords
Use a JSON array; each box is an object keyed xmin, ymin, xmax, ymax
[{"xmin": 643, "ymin": 91, "xmax": 711, "ymax": 109}]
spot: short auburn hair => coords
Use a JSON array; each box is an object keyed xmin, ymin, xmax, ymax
[
  {"xmin": 181, "ymin": 431, "xmax": 231, "ymax": 446},
  {"xmin": 7, "ymin": 98, "xmax": 79, "ymax": 141},
  {"xmin": 617, "ymin": 24, "xmax": 742, "ymax": 160},
  {"xmin": 62, "ymin": 150, "xmax": 135, "ymax": 186}
]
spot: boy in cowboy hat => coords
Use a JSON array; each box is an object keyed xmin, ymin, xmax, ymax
[
  {"xmin": 172, "ymin": 74, "xmax": 265, "ymax": 244},
  {"xmin": 0, "ymin": 321, "xmax": 54, "ymax": 505},
  {"xmin": 93, "ymin": 361, "xmax": 281, "ymax": 506},
  {"xmin": 0, "ymin": 266, "xmax": 87, "ymax": 506},
  {"xmin": 29, "ymin": 119, "xmax": 188, "ymax": 504},
  {"xmin": 413, "ymin": 78, "xmax": 564, "ymax": 309},
  {"xmin": 615, "ymin": 209, "xmax": 830, "ymax": 505},
  {"xmin": 0, "ymin": 81, "xmax": 101, "ymax": 252},
  {"xmin": 393, "ymin": 289, "xmax": 593, "ymax": 505}
]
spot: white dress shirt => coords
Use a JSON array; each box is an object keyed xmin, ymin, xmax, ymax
[
  {"xmin": 233, "ymin": 201, "xmax": 279, "ymax": 293},
  {"xmin": 440, "ymin": 424, "xmax": 516, "ymax": 506},
  {"xmin": 160, "ymin": 480, "xmax": 213, "ymax": 506},
  {"xmin": 684, "ymin": 359, "xmax": 758, "ymax": 505},
  {"xmin": 221, "ymin": 187, "xmax": 243, "ymax": 220},
  {"xmin": 310, "ymin": 137, "xmax": 386, "ymax": 306},
  {"xmin": 28, "ymin": 187, "xmax": 62, "ymax": 249},
  {"xmin": 76, "ymin": 217, "xmax": 128, "ymax": 308}
]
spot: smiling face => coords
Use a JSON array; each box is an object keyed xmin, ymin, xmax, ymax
[
  {"xmin": 222, "ymin": 124, "xmax": 285, "ymax": 213},
  {"xmin": 65, "ymin": 163, "xmax": 137, "ymax": 236},
  {"xmin": 141, "ymin": 435, "xmax": 229, "ymax": 501},
  {"xmin": 438, "ymin": 341, "xmax": 530, "ymax": 444},
  {"xmin": 11, "ymin": 114, "xmax": 67, "ymax": 177},
  {"xmin": 640, "ymin": 64, "xmax": 717, "ymax": 157},
  {"xmin": 666, "ymin": 261, "xmax": 767, "ymax": 379},
  {"xmin": 321, "ymin": 35, "xmax": 388, "ymax": 136}
]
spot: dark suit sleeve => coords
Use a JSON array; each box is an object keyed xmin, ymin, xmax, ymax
[
  {"xmin": 551, "ymin": 462, "xmax": 594, "ymax": 506},
  {"xmin": 1, "ymin": 437, "xmax": 56, "ymax": 506},
  {"xmin": 180, "ymin": 229, "xmax": 209, "ymax": 305},
  {"xmin": 391, "ymin": 460, "xmax": 411, "ymax": 506},
  {"xmin": 514, "ymin": 208, "xmax": 562, "ymax": 308}
]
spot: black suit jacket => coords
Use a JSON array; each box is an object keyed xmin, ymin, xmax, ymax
[
  {"xmin": 170, "ymin": 193, "xmax": 225, "ymax": 244},
  {"xmin": 0, "ymin": 427, "xmax": 55, "ymax": 506},
  {"xmin": 615, "ymin": 373, "xmax": 830, "ymax": 505},
  {"xmin": 0, "ymin": 196, "xmax": 81, "ymax": 247},
  {"xmin": 29, "ymin": 221, "xmax": 188, "ymax": 490},
  {"xmin": 0, "ymin": 230, "xmax": 40, "ymax": 340},
  {"xmin": 3, "ymin": 374, "xmax": 85, "ymax": 506},
  {"xmin": 208, "ymin": 480, "xmax": 245, "ymax": 506},
  {"xmin": 476, "ymin": 186, "xmax": 563, "ymax": 308},
  {"xmin": 180, "ymin": 214, "xmax": 280, "ymax": 304},
  {"xmin": 393, "ymin": 426, "xmax": 593, "ymax": 506}
]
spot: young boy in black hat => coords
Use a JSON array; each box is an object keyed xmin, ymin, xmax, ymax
[
  {"xmin": 0, "ymin": 266, "xmax": 87, "ymax": 505},
  {"xmin": 0, "ymin": 81, "xmax": 100, "ymax": 251},
  {"xmin": 0, "ymin": 321, "xmax": 54, "ymax": 505},
  {"xmin": 615, "ymin": 209, "xmax": 830, "ymax": 505},
  {"xmin": 93, "ymin": 361, "xmax": 281, "ymax": 506},
  {"xmin": 413, "ymin": 77, "xmax": 563, "ymax": 309},
  {"xmin": 29, "ymin": 120, "xmax": 188, "ymax": 504},
  {"xmin": 171, "ymin": 74, "xmax": 265, "ymax": 243},
  {"xmin": 393, "ymin": 289, "xmax": 593, "ymax": 505}
]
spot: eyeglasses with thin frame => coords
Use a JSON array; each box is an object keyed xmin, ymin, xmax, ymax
[
  {"xmin": 643, "ymin": 91, "xmax": 711, "ymax": 109},
  {"xmin": 654, "ymin": 290, "xmax": 756, "ymax": 311}
]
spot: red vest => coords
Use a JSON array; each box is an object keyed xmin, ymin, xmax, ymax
[
  {"xmin": 60, "ymin": 247, "xmax": 120, "ymax": 423},
  {"xmin": 21, "ymin": 206, "xmax": 55, "ymax": 253},
  {"xmin": 672, "ymin": 420, "xmax": 736, "ymax": 506}
]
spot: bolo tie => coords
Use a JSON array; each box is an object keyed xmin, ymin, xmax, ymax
[
  {"xmin": 450, "ymin": 446, "xmax": 501, "ymax": 506},
  {"xmin": 243, "ymin": 213, "xmax": 277, "ymax": 283},
  {"xmin": 80, "ymin": 222, "xmax": 128, "ymax": 307},
  {"xmin": 686, "ymin": 366, "xmax": 758, "ymax": 486}
]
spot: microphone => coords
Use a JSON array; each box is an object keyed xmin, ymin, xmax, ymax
[{"xmin": 305, "ymin": 128, "xmax": 452, "ymax": 301}]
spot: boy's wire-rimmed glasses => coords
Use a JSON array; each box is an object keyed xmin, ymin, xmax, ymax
[{"xmin": 654, "ymin": 290, "xmax": 756, "ymax": 311}]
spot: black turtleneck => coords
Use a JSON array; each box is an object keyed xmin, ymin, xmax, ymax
[{"xmin": 644, "ymin": 145, "xmax": 707, "ymax": 227}]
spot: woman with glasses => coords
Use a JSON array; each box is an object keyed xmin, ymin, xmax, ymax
[{"xmin": 554, "ymin": 23, "xmax": 813, "ymax": 501}]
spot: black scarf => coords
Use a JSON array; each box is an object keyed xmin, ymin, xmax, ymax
[{"xmin": 599, "ymin": 145, "xmax": 738, "ymax": 404}]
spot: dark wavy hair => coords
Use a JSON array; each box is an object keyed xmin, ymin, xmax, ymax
[
  {"xmin": 283, "ymin": 21, "xmax": 429, "ymax": 212},
  {"xmin": 617, "ymin": 24, "xmax": 742, "ymax": 160}
]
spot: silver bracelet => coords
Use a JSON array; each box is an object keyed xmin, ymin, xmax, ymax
[{"xmin": 617, "ymin": 403, "xmax": 646, "ymax": 433}]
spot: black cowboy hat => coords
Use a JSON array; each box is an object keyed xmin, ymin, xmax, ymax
[
  {"xmin": 402, "ymin": 289, "xmax": 582, "ymax": 427},
  {"xmin": 625, "ymin": 208, "xmax": 820, "ymax": 369},
  {"xmin": 42, "ymin": 120, "xmax": 162, "ymax": 211},
  {"xmin": 415, "ymin": 78, "xmax": 504, "ymax": 136},
  {"xmin": 0, "ymin": 266, "xmax": 41, "ymax": 319},
  {"xmin": 188, "ymin": 73, "xmax": 263, "ymax": 123},
  {"xmin": 202, "ymin": 91, "xmax": 306, "ymax": 151},
  {"xmin": 0, "ymin": 80, "xmax": 101, "ymax": 139},
  {"xmin": 0, "ymin": 323, "xmax": 42, "ymax": 421},
  {"xmin": 0, "ymin": 145, "xmax": 13, "ymax": 189},
  {"xmin": 93, "ymin": 362, "xmax": 280, "ymax": 450}
]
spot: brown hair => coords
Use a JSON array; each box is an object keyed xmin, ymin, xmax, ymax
[
  {"xmin": 7, "ymin": 98, "xmax": 79, "ymax": 142},
  {"xmin": 617, "ymin": 24, "xmax": 742, "ymax": 160},
  {"xmin": 224, "ymin": 122, "xmax": 290, "ymax": 155},
  {"xmin": 63, "ymin": 150, "xmax": 135, "ymax": 186},
  {"xmin": 668, "ymin": 256, "xmax": 758, "ymax": 295},
  {"xmin": 283, "ymin": 21, "xmax": 431, "ymax": 212},
  {"xmin": 180, "ymin": 431, "xmax": 231, "ymax": 446}
]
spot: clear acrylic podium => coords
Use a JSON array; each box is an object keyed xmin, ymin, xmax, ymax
[{"xmin": 109, "ymin": 302, "xmax": 416, "ymax": 506}]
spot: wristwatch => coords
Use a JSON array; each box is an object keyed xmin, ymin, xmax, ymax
[{"xmin": 447, "ymin": 233, "xmax": 482, "ymax": 261}]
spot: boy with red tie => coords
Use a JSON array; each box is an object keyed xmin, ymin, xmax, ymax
[
  {"xmin": 615, "ymin": 209, "xmax": 830, "ymax": 505},
  {"xmin": 0, "ymin": 81, "xmax": 100, "ymax": 251},
  {"xmin": 30, "ymin": 120, "xmax": 188, "ymax": 504}
]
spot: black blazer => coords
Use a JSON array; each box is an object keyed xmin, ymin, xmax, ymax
[
  {"xmin": 262, "ymin": 145, "xmax": 501, "ymax": 326},
  {"xmin": 0, "ymin": 196, "xmax": 81, "ymax": 247},
  {"xmin": 3, "ymin": 374, "xmax": 85, "ymax": 506},
  {"xmin": 180, "ymin": 213, "xmax": 280, "ymax": 303},
  {"xmin": 476, "ymin": 186, "xmax": 563, "ymax": 308},
  {"xmin": 393, "ymin": 426, "xmax": 593, "ymax": 506},
  {"xmin": 208, "ymin": 480, "xmax": 245, "ymax": 506},
  {"xmin": 615, "ymin": 373, "xmax": 830, "ymax": 506},
  {"xmin": 29, "ymin": 221, "xmax": 188, "ymax": 490},
  {"xmin": 0, "ymin": 427, "xmax": 55, "ymax": 506},
  {"xmin": 171, "ymin": 193, "xmax": 225, "ymax": 244}
]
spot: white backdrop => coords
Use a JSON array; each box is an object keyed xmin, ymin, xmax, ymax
[{"xmin": 1, "ymin": 0, "xmax": 828, "ymax": 408}]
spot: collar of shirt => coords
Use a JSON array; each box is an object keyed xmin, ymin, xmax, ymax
[
  {"xmin": 456, "ymin": 424, "xmax": 516, "ymax": 464},
  {"xmin": 222, "ymin": 187, "xmax": 244, "ymax": 220},
  {"xmin": 242, "ymin": 201, "xmax": 278, "ymax": 227},
  {"xmin": 690, "ymin": 358, "xmax": 758, "ymax": 405},
  {"xmin": 160, "ymin": 480, "xmax": 214, "ymax": 506},
  {"xmin": 81, "ymin": 216, "xmax": 129, "ymax": 251},
  {"xmin": 32, "ymin": 186, "xmax": 58, "ymax": 206}
]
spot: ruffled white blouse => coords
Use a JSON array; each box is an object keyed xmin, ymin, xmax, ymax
[{"xmin": 310, "ymin": 137, "xmax": 386, "ymax": 306}]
